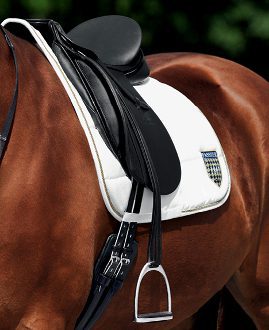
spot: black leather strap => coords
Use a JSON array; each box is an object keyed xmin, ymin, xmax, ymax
[
  {"xmin": 0, "ymin": 27, "xmax": 19, "ymax": 160},
  {"xmin": 75, "ymin": 181, "xmax": 141, "ymax": 329},
  {"xmin": 78, "ymin": 223, "xmax": 137, "ymax": 329}
]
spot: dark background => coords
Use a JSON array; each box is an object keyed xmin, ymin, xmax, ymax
[
  {"xmin": 0, "ymin": 0, "xmax": 263, "ymax": 328},
  {"xmin": 1, "ymin": 0, "xmax": 269, "ymax": 80}
]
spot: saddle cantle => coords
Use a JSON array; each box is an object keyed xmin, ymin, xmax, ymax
[{"xmin": 67, "ymin": 15, "xmax": 149, "ymax": 84}]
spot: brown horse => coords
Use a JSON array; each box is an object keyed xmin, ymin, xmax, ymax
[{"xmin": 0, "ymin": 27, "xmax": 269, "ymax": 330}]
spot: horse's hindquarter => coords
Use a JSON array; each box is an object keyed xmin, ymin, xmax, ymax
[{"xmin": 146, "ymin": 53, "xmax": 269, "ymax": 329}]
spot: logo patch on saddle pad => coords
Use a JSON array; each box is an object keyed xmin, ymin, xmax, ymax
[{"xmin": 201, "ymin": 151, "xmax": 222, "ymax": 187}]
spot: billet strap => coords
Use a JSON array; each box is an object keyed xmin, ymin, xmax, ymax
[
  {"xmin": 0, "ymin": 27, "xmax": 19, "ymax": 160},
  {"xmin": 76, "ymin": 224, "xmax": 138, "ymax": 329},
  {"xmin": 75, "ymin": 181, "xmax": 142, "ymax": 329}
]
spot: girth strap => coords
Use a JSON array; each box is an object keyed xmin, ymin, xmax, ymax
[
  {"xmin": 75, "ymin": 181, "xmax": 142, "ymax": 329},
  {"xmin": 0, "ymin": 27, "xmax": 18, "ymax": 160},
  {"xmin": 76, "ymin": 223, "xmax": 138, "ymax": 329}
]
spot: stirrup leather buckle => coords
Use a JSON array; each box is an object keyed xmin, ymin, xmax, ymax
[{"xmin": 134, "ymin": 262, "xmax": 173, "ymax": 323}]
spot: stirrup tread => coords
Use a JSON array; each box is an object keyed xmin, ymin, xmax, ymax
[{"xmin": 136, "ymin": 311, "xmax": 173, "ymax": 323}]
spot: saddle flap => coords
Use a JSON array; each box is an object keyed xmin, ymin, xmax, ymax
[
  {"xmin": 108, "ymin": 68, "xmax": 181, "ymax": 194},
  {"xmin": 49, "ymin": 20, "xmax": 181, "ymax": 194}
]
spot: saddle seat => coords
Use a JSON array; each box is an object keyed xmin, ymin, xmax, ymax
[
  {"xmin": 68, "ymin": 15, "xmax": 141, "ymax": 67},
  {"xmin": 67, "ymin": 15, "xmax": 149, "ymax": 84}
]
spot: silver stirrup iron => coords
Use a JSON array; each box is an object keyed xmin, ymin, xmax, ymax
[{"xmin": 134, "ymin": 262, "xmax": 173, "ymax": 323}]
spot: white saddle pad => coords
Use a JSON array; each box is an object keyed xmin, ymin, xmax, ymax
[{"xmin": 2, "ymin": 19, "xmax": 231, "ymax": 223}]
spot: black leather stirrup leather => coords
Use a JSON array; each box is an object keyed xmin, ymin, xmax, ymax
[
  {"xmin": 0, "ymin": 27, "xmax": 19, "ymax": 161},
  {"xmin": 3, "ymin": 17, "xmax": 181, "ymax": 328}
]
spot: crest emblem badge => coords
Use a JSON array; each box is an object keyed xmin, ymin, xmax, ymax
[{"xmin": 201, "ymin": 151, "xmax": 222, "ymax": 187}]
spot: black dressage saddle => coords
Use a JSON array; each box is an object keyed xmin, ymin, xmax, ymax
[{"xmin": 18, "ymin": 16, "xmax": 181, "ymax": 195}]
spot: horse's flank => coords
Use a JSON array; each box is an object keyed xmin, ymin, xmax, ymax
[{"xmin": 0, "ymin": 32, "xmax": 269, "ymax": 329}]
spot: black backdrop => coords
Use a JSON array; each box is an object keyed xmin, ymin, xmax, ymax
[{"xmin": 1, "ymin": 0, "xmax": 269, "ymax": 80}]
